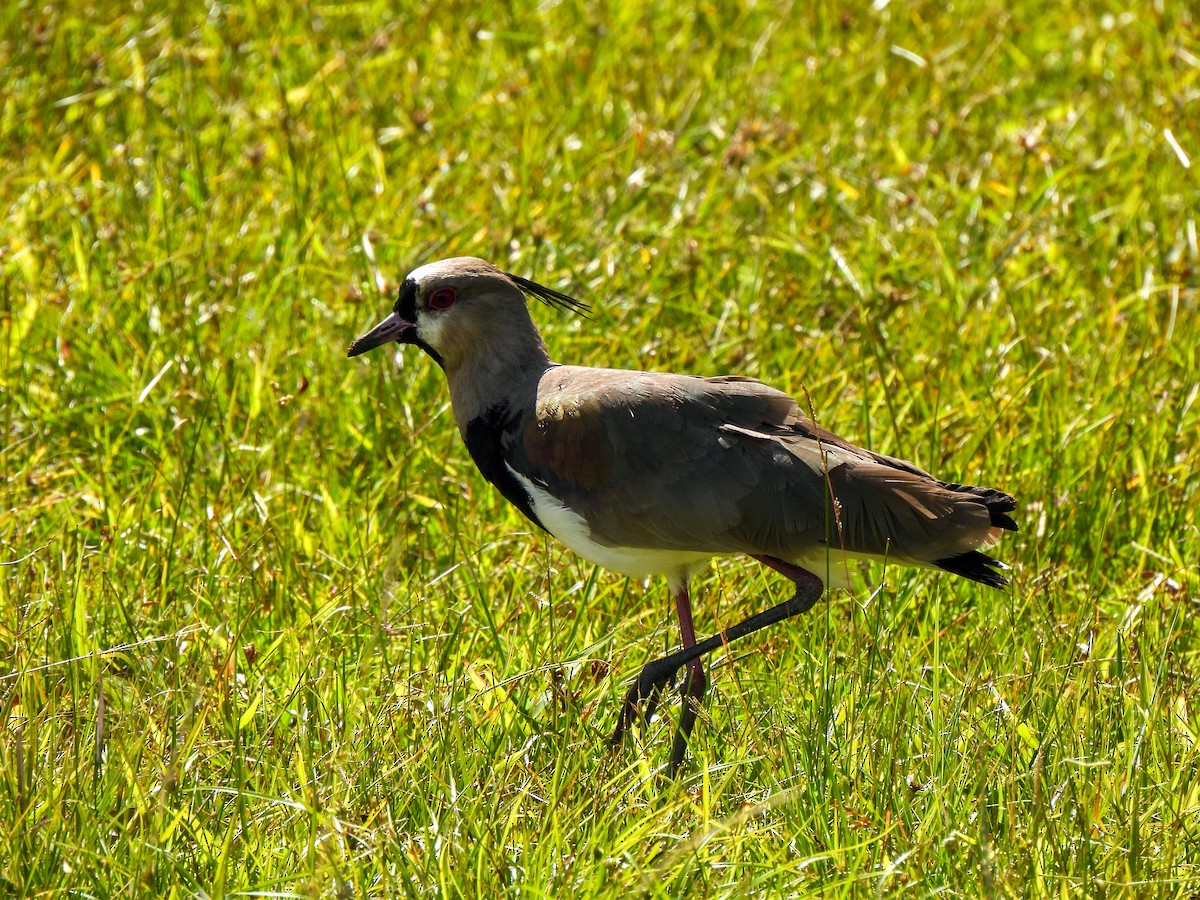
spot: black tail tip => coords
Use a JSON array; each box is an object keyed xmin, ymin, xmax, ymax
[
  {"xmin": 943, "ymin": 483, "xmax": 1019, "ymax": 532},
  {"xmin": 935, "ymin": 550, "xmax": 1010, "ymax": 588},
  {"xmin": 992, "ymin": 510, "xmax": 1019, "ymax": 532}
]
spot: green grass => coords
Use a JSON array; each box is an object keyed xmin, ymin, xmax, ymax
[{"xmin": 2, "ymin": 0, "xmax": 1199, "ymax": 896}]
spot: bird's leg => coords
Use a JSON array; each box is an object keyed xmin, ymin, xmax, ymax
[
  {"xmin": 749, "ymin": 555, "xmax": 827, "ymax": 605},
  {"xmin": 610, "ymin": 580, "xmax": 695, "ymax": 747},
  {"xmin": 669, "ymin": 580, "xmax": 707, "ymax": 775},
  {"xmin": 610, "ymin": 559, "xmax": 825, "ymax": 771}
]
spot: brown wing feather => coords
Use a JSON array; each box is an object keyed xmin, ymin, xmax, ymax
[{"xmin": 508, "ymin": 366, "xmax": 998, "ymax": 563}]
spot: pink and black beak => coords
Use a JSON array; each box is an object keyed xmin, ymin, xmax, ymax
[{"xmin": 347, "ymin": 310, "xmax": 415, "ymax": 357}]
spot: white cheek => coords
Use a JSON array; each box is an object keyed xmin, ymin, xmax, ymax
[{"xmin": 416, "ymin": 312, "xmax": 448, "ymax": 350}]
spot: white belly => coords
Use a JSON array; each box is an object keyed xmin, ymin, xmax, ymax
[{"xmin": 505, "ymin": 465, "xmax": 714, "ymax": 580}]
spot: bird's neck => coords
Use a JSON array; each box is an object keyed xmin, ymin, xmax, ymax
[{"xmin": 446, "ymin": 343, "xmax": 555, "ymax": 433}]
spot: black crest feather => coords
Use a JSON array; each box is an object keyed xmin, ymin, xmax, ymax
[{"xmin": 506, "ymin": 273, "xmax": 591, "ymax": 318}]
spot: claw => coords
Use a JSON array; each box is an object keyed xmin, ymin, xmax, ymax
[
  {"xmin": 669, "ymin": 660, "xmax": 707, "ymax": 775},
  {"xmin": 609, "ymin": 565, "xmax": 824, "ymax": 773},
  {"xmin": 609, "ymin": 660, "xmax": 679, "ymax": 746}
]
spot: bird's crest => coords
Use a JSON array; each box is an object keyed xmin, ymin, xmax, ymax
[{"xmin": 506, "ymin": 273, "xmax": 592, "ymax": 318}]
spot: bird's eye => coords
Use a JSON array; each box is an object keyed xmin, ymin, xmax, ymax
[{"xmin": 427, "ymin": 287, "xmax": 457, "ymax": 310}]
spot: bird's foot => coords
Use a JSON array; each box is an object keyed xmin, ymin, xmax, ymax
[
  {"xmin": 668, "ymin": 660, "xmax": 707, "ymax": 776},
  {"xmin": 609, "ymin": 657, "xmax": 681, "ymax": 747},
  {"xmin": 612, "ymin": 656, "xmax": 708, "ymax": 779}
]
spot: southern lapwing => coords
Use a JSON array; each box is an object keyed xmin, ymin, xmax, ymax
[{"xmin": 349, "ymin": 257, "xmax": 1018, "ymax": 775}]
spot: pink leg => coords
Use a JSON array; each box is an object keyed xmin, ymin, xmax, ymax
[
  {"xmin": 610, "ymin": 559, "xmax": 824, "ymax": 777},
  {"xmin": 671, "ymin": 581, "xmax": 708, "ymax": 774},
  {"xmin": 750, "ymin": 555, "xmax": 827, "ymax": 595}
]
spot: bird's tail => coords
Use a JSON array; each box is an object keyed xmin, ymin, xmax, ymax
[
  {"xmin": 940, "ymin": 483, "xmax": 1018, "ymax": 532},
  {"xmin": 934, "ymin": 483, "xmax": 1018, "ymax": 588}
]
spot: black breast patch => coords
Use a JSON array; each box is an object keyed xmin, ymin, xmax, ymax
[{"xmin": 463, "ymin": 405, "xmax": 547, "ymax": 532}]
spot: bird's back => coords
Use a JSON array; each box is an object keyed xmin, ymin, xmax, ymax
[{"xmin": 503, "ymin": 366, "xmax": 1014, "ymax": 582}]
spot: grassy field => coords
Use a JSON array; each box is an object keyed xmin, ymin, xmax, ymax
[{"xmin": 2, "ymin": 0, "xmax": 1199, "ymax": 896}]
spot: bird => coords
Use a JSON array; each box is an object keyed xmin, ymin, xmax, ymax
[{"xmin": 348, "ymin": 256, "xmax": 1018, "ymax": 775}]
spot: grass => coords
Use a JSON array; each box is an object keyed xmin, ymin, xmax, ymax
[{"xmin": 2, "ymin": 0, "xmax": 1198, "ymax": 895}]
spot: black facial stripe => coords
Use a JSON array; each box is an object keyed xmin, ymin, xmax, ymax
[
  {"xmin": 414, "ymin": 337, "xmax": 444, "ymax": 370},
  {"xmin": 392, "ymin": 277, "xmax": 443, "ymax": 367},
  {"xmin": 394, "ymin": 278, "xmax": 418, "ymax": 321}
]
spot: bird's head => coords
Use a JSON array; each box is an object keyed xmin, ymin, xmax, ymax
[{"xmin": 347, "ymin": 257, "xmax": 588, "ymax": 374}]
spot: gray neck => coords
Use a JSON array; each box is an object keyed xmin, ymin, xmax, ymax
[{"xmin": 446, "ymin": 339, "xmax": 554, "ymax": 433}]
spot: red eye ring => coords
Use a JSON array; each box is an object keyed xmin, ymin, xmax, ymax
[{"xmin": 428, "ymin": 287, "xmax": 457, "ymax": 310}]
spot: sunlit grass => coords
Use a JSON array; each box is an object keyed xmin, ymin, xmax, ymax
[{"xmin": 2, "ymin": 1, "xmax": 1198, "ymax": 896}]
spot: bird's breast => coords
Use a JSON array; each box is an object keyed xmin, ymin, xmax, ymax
[
  {"xmin": 462, "ymin": 406, "xmax": 546, "ymax": 531},
  {"xmin": 503, "ymin": 463, "xmax": 714, "ymax": 580}
]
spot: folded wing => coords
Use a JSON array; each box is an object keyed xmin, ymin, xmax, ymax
[{"xmin": 507, "ymin": 368, "xmax": 1008, "ymax": 569}]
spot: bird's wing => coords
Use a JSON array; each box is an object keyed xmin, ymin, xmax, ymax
[
  {"xmin": 507, "ymin": 368, "xmax": 837, "ymax": 556},
  {"xmin": 507, "ymin": 367, "xmax": 994, "ymax": 563}
]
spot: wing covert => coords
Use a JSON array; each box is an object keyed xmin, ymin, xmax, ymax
[{"xmin": 510, "ymin": 368, "xmax": 842, "ymax": 556}]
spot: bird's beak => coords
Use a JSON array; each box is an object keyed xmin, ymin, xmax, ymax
[{"xmin": 347, "ymin": 311, "xmax": 414, "ymax": 357}]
